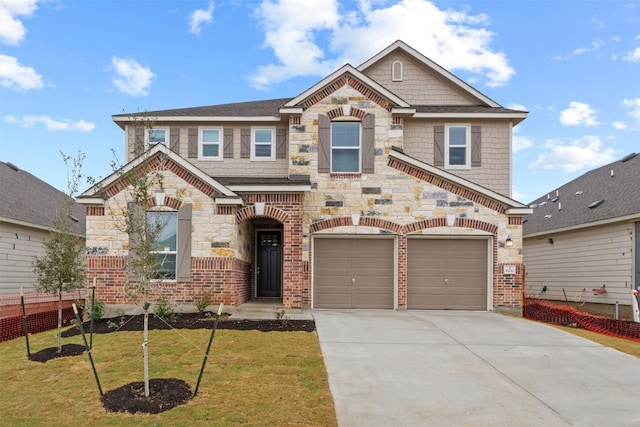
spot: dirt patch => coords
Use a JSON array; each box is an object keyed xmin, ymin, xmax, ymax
[
  {"xmin": 101, "ymin": 378, "xmax": 193, "ymax": 414},
  {"xmin": 29, "ymin": 343, "xmax": 86, "ymax": 363}
]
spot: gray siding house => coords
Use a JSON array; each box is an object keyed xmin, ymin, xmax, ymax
[
  {"xmin": 79, "ymin": 40, "xmax": 531, "ymax": 312},
  {"xmin": 523, "ymin": 153, "xmax": 640, "ymax": 306},
  {"xmin": 0, "ymin": 161, "xmax": 86, "ymax": 295}
]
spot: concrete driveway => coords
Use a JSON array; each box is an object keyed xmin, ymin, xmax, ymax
[{"xmin": 313, "ymin": 310, "xmax": 640, "ymax": 427}]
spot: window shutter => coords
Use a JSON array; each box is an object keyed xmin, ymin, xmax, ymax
[
  {"xmin": 127, "ymin": 202, "xmax": 143, "ymax": 282},
  {"xmin": 434, "ymin": 125, "xmax": 444, "ymax": 166},
  {"xmin": 176, "ymin": 204, "xmax": 192, "ymax": 282},
  {"xmin": 471, "ymin": 126, "xmax": 482, "ymax": 167},
  {"xmin": 362, "ymin": 114, "xmax": 375, "ymax": 173},
  {"xmin": 318, "ymin": 114, "xmax": 330, "ymax": 173},
  {"xmin": 241, "ymin": 128, "xmax": 250, "ymax": 159},
  {"xmin": 188, "ymin": 128, "xmax": 198, "ymax": 158},
  {"xmin": 223, "ymin": 128, "xmax": 234, "ymax": 158},
  {"xmin": 134, "ymin": 126, "xmax": 145, "ymax": 157},
  {"xmin": 170, "ymin": 127, "xmax": 180, "ymax": 154},
  {"xmin": 276, "ymin": 128, "xmax": 287, "ymax": 159}
]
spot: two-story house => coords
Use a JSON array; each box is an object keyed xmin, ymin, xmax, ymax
[{"xmin": 79, "ymin": 40, "xmax": 531, "ymax": 313}]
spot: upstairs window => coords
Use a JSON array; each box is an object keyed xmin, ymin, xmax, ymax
[
  {"xmin": 146, "ymin": 128, "xmax": 168, "ymax": 147},
  {"xmin": 445, "ymin": 124, "xmax": 470, "ymax": 168},
  {"xmin": 199, "ymin": 127, "xmax": 222, "ymax": 160},
  {"xmin": 331, "ymin": 122, "xmax": 361, "ymax": 173},
  {"xmin": 251, "ymin": 127, "xmax": 275, "ymax": 160},
  {"xmin": 148, "ymin": 211, "xmax": 177, "ymax": 280}
]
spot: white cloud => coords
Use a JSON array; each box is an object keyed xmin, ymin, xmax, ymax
[
  {"xmin": 0, "ymin": 0, "xmax": 39, "ymax": 45},
  {"xmin": 622, "ymin": 97, "xmax": 640, "ymax": 125},
  {"xmin": 572, "ymin": 40, "xmax": 602, "ymax": 55},
  {"xmin": 559, "ymin": 102, "xmax": 600, "ymax": 127},
  {"xmin": 613, "ymin": 121, "xmax": 627, "ymax": 130},
  {"xmin": 507, "ymin": 103, "xmax": 527, "ymax": 111},
  {"xmin": 111, "ymin": 57, "xmax": 155, "ymax": 96},
  {"xmin": 189, "ymin": 1, "xmax": 214, "ymax": 35},
  {"xmin": 250, "ymin": 0, "xmax": 514, "ymax": 89},
  {"xmin": 513, "ymin": 135, "xmax": 534, "ymax": 152},
  {"xmin": 529, "ymin": 136, "xmax": 617, "ymax": 173},
  {"xmin": 511, "ymin": 188, "xmax": 527, "ymax": 203},
  {"xmin": 0, "ymin": 54, "xmax": 43, "ymax": 91},
  {"xmin": 4, "ymin": 114, "xmax": 95, "ymax": 132}
]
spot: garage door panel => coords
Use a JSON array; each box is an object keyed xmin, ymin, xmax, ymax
[
  {"xmin": 314, "ymin": 238, "xmax": 394, "ymax": 309},
  {"xmin": 407, "ymin": 239, "xmax": 488, "ymax": 310}
]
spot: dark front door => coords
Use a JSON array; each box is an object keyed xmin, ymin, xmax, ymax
[{"xmin": 257, "ymin": 231, "xmax": 282, "ymax": 298}]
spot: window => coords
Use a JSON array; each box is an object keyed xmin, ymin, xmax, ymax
[
  {"xmin": 251, "ymin": 127, "xmax": 275, "ymax": 160},
  {"xmin": 199, "ymin": 127, "xmax": 222, "ymax": 160},
  {"xmin": 146, "ymin": 128, "xmax": 168, "ymax": 147},
  {"xmin": 148, "ymin": 211, "xmax": 177, "ymax": 280},
  {"xmin": 331, "ymin": 122, "xmax": 360, "ymax": 173},
  {"xmin": 445, "ymin": 124, "xmax": 470, "ymax": 168}
]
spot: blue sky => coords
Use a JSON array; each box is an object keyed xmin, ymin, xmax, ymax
[{"xmin": 1, "ymin": 0, "xmax": 638, "ymax": 203}]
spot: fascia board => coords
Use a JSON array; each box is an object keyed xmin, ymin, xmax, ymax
[
  {"xmin": 413, "ymin": 112, "xmax": 528, "ymax": 124},
  {"xmin": 285, "ymin": 64, "xmax": 410, "ymax": 108},
  {"xmin": 391, "ymin": 108, "xmax": 417, "ymax": 115},
  {"xmin": 0, "ymin": 216, "xmax": 85, "ymax": 237},
  {"xmin": 227, "ymin": 185, "xmax": 312, "ymax": 193},
  {"xmin": 113, "ymin": 116, "xmax": 281, "ymax": 123},
  {"xmin": 357, "ymin": 40, "xmax": 500, "ymax": 108},
  {"xmin": 279, "ymin": 107, "xmax": 304, "ymax": 115},
  {"xmin": 388, "ymin": 149, "xmax": 528, "ymax": 209},
  {"xmin": 524, "ymin": 213, "xmax": 640, "ymax": 239},
  {"xmin": 76, "ymin": 197, "xmax": 105, "ymax": 206},
  {"xmin": 214, "ymin": 197, "xmax": 244, "ymax": 206},
  {"xmin": 506, "ymin": 207, "xmax": 534, "ymax": 215}
]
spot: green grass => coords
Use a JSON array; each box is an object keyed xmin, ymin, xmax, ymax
[{"xmin": 0, "ymin": 326, "xmax": 337, "ymax": 426}]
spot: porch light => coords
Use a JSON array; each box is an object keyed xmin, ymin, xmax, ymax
[
  {"xmin": 351, "ymin": 213, "xmax": 361, "ymax": 226},
  {"xmin": 505, "ymin": 237, "xmax": 513, "ymax": 248},
  {"xmin": 155, "ymin": 189, "xmax": 165, "ymax": 206},
  {"xmin": 254, "ymin": 202, "xmax": 265, "ymax": 216},
  {"xmin": 446, "ymin": 213, "xmax": 456, "ymax": 227}
]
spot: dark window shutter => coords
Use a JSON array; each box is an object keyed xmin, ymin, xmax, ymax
[
  {"xmin": 318, "ymin": 114, "xmax": 330, "ymax": 173},
  {"xmin": 240, "ymin": 128, "xmax": 250, "ymax": 159},
  {"xmin": 134, "ymin": 126, "xmax": 145, "ymax": 157},
  {"xmin": 176, "ymin": 204, "xmax": 192, "ymax": 282},
  {"xmin": 223, "ymin": 128, "xmax": 234, "ymax": 158},
  {"xmin": 127, "ymin": 202, "xmax": 143, "ymax": 282},
  {"xmin": 471, "ymin": 126, "xmax": 482, "ymax": 167},
  {"xmin": 188, "ymin": 128, "xmax": 197, "ymax": 158},
  {"xmin": 276, "ymin": 128, "xmax": 287, "ymax": 159},
  {"xmin": 170, "ymin": 127, "xmax": 180, "ymax": 154},
  {"xmin": 434, "ymin": 125, "xmax": 444, "ymax": 166},
  {"xmin": 362, "ymin": 114, "xmax": 375, "ymax": 173}
]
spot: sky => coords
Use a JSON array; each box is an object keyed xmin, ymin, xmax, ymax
[{"xmin": 1, "ymin": 0, "xmax": 638, "ymax": 204}]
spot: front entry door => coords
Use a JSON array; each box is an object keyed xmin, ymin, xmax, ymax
[{"xmin": 257, "ymin": 231, "xmax": 282, "ymax": 298}]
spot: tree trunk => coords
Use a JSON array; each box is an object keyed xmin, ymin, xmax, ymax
[
  {"xmin": 143, "ymin": 305, "xmax": 150, "ymax": 397},
  {"xmin": 57, "ymin": 289, "xmax": 62, "ymax": 354}
]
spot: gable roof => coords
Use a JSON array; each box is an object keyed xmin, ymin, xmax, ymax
[
  {"xmin": 523, "ymin": 153, "xmax": 640, "ymax": 237},
  {"xmin": 78, "ymin": 144, "xmax": 242, "ymax": 205},
  {"xmin": 0, "ymin": 161, "xmax": 86, "ymax": 234},
  {"xmin": 358, "ymin": 40, "xmax": 501, "ymax": 107},
  {"xmin": 388, "ymin": 147, "xmax": 531, "ymax": 215}
]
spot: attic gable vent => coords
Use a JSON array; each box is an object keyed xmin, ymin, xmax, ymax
[{"xmin": 588, "ymin": 200, "xmax": 605, "ymax": 209}]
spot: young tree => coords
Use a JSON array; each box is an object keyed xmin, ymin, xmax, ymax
[
  {"xmin": 33, "ymin": 151, "xmax": 87, "ymax": 354},
  {"xmin": 108, "ymin": 115, "xmax": 168, "ymax": 397}
]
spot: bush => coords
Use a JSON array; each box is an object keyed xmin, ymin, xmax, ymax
[
  {"xmin": 194, "ymin": 292, "xmax": 211, "ymax": 314},
  {"xmin": 80, "ymin": 297, "xmax": 105, "ymax": 322},
  {"xmin": 153, "ymin": 295, "xmax": 177, "ymax": 322}
]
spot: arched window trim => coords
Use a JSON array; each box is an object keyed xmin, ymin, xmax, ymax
[{"xmin": 392, "ymin": 60, "xmax": 403, "ymax": 81}]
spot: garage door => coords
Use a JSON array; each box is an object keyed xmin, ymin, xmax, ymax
[
  {"xmin": 314, "ymin": 238, "xmax": 394, "ymax": 309},
  {"xmin": 407, "ymin": 238, "xmax": 488, "ymax": 310}
]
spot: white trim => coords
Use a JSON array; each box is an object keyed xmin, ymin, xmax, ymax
[
  {"xmin": 390, "ymin": 108, "xmax": 416, "ymax": 115},
  {"xmin": 388, "ymin": 148, "xmax": 530, "ymax": 209},
  {"xmin": 524, "ymin": 213, "xmax": 640, "ymax": 239},
  {"xmin": 250, "ymin": 126, "xmax": 276, "ymax": 161},
  {"xmin": 77, "ymin": 197, "xmax": 105, "ymax": 206},
  {"xmin": 145, "ymin": 127, "xmax": 169, "ymax": 149},
  {"xmin": 198, "ymin": 126, "xmax": 223, "ymax": 161},
  {"xmin": 392, "ymin": 60, "xmax": 403, "ymax": 81},
  {"xmin": 331, "ymin": 121, "xmax": 361, "ymax": 173},
  {"xmin": 227, "ymin": 184, "xmax": 311, "ymax": 192},
  {"xmin": 444, "ymin": 123, "xmax": 471, "ymax": 170},
  {"xmin": 357, "ymin": 40, "xmax": 501, "ymax": 108},
  {"xmin": 412, "ymin": 112, "xmax": 527, "ymax": 124},
  {"xmin": 214, "ymin": 197, "xmax": 244, "ymax": 206}
]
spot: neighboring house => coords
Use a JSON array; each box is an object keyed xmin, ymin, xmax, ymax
[
  {"xmin": 0, "ymin": 160, "xmax": 86, "ymax": 294},
  {"xmin": 79, "ymin": 40, "xmax": 531, "ymax": 312},
  {"xmin": 523, "ymin": 153, "xmax": 640, "ymax": 306}
]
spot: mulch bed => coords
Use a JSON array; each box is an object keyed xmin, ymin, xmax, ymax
[{"xmin": 39, "ymin": 312, "xmax": 316, "ymax": 414}]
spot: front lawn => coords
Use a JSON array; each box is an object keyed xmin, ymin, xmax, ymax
[{"xmin": 0, "ymin": 326, "xmax": 337, "ymax": 426}]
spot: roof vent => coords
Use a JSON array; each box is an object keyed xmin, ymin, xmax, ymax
[
  {"xmin": 539, "ymin": 201, "xmax": 547, "ymax": 207},
  {"xmin": 544, "ymin": 214, "xmax": 553, "ymax": 220},
  {"xmin": 6, "ymin": 162, "xmax": 19, "ymax": 171},
  {"xmin": 611, "ymin": 169, "xmax": 614, "ymax": 177},
  {"xmin": 529, "ymin": 203, "xmax": 538, "ymax": 209},
  {"xmin": 575, "ymin": 191, "xmax": 583, "ymax": 196},
  {"xmin": 588, "ymin": 200, "xmax": 605, "ymax": 209},
  {"xmin": 621, "ymin": 152, "xmax": 637, "ymax": 163},
  {"xmin": 551, "ymin": 197, "xmax": 559, "ymax": 203}
]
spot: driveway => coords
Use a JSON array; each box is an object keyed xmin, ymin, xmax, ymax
[{"xmin": 313, "ymin": 310, "xmax": 640, "ymax": 427}]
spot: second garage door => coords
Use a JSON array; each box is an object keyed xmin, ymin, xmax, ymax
[
  {"xmin": 314, "ymin": 237, "xmax": 394, "ymax": 309},
  {"xmin": 407, "ymin": 238, "xmax": 488, "ymax": 310}
]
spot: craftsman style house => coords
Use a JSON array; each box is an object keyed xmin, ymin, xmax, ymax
[{"xmin": 79, "ymin": 40, "xmax": 530, "ymax": 312}]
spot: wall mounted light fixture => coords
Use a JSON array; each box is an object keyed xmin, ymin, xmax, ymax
[{"xmin": 505, "ymin": 237, "xmax": 513, "ymax": 247}]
